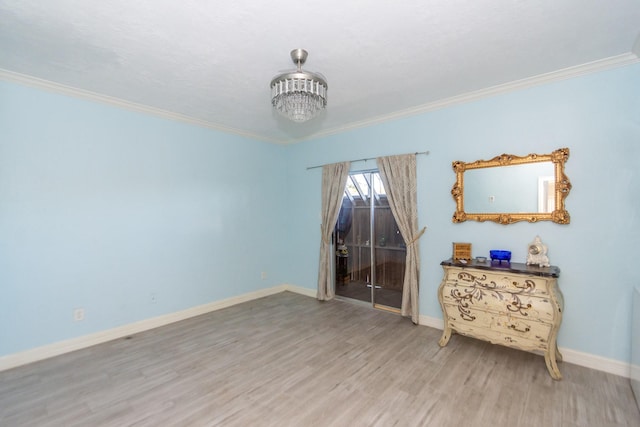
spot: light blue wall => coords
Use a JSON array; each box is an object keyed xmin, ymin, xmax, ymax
[
  {"xmin": 0, "ymin": 82, "xmax": 288, "ymax": 356},
  {"xmin": 2, "ymin": 62, "xmax": 639, "ymax": 365},
  {"xmin": 286, "ymin": 63, "xmax": 640, "ymax": 363}
]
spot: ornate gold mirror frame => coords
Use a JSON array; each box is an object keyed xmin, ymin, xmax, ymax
[{"xmin": 452, "ymin": 147, "xmax": 571, "ymax": 224}]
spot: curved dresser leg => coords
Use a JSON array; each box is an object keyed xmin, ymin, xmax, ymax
[
  {"xmin": 439, "ymin": 326, "xmax": 452, "ymax": 347},
  {"xmin": 545, "ymin": 349, "xmax": 562, "ymax": 380}
]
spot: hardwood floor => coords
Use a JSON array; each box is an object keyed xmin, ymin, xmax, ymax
[{"xmin": 1, "ymin": 291, "xmax": 638, "ymax": 426}]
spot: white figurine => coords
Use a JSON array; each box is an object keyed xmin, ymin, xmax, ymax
[{"xmin": 526, "ymin": 235, "xmax": 550, "ymax": 267}]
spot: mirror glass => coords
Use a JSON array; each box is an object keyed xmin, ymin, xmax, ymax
[
  {"xmin": 451, "ymin": 148, "xmax": 571, "ymax": 224},
  {"xmin": 464, "ymin": 162, "xmax": 555, "ymax": 213}
]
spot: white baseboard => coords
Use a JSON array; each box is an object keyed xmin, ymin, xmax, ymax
[
  {"xmin": 559, "ymin": 347, "xmax": 631, "ymax": 378},
  {"xmin": 419, "ymin": 314, "xmax": 444, "ymax": 330},
  {"xmin": 418, "ymin": 314, "xmax": 631, "ymax": 378},
  {"xmin": 0, "ymin": 285, "xmax": 298, "ymax": 372},
  {"xmin": 282, "ymin": 284, "xmax": 317, "ymax": 298},
  {"xmin": 1, "ymin": 287, "xmax": 631, "ymax": 379}
]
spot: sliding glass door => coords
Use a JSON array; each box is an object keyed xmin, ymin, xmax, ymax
[{"xmin": 334, "ymin": 171, "xmax": 406, "ymax": 310}]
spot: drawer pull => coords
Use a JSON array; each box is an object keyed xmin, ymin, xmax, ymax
[
  {"xmin": 508, "ymin": 299, "xmax": 532, "ymax": 316},
  {"xmin": 511, "ymin": 301, "xmax": 532, "ymax": 308},
  {"xmin": 509, "ymin": 324, "xmax": 531, "ymax": 333}
]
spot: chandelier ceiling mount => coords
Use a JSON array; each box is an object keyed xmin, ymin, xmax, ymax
[{"xmin": 270, "ymin": 49, "xmax": 328, "ymax": 123}]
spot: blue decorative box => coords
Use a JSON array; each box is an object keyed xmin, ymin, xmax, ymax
[{"xmin": 490, "ymin": 250, "xmax": 512, "ymax": 262}]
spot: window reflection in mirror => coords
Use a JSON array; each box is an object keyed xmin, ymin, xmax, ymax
[{"xmin": 464, "ymin": 162, "xmax": 555, "ymax": 213}]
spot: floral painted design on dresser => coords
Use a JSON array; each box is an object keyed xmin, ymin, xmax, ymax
[{"xmin": 450, "ymin": 271, "xmax": 536, "ymax": 321}]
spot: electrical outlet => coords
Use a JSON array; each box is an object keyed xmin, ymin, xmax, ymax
[
  {"xmin": 489, "ymin": 195, "xmax": 496, "ymax": 203},
  {"xmin": 73, "ymin": 308, "xmax": 85, "ymax": 322},
  {"xmin": 150, "ymin": 292, "xmax": 157, "ymax": 304},
  {"xmin": 261, "ymin": 271, "xmax": 267, "ymax": 280}
]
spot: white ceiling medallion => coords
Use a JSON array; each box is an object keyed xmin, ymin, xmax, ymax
[{"xmin": 270, "ymin": 49, "xmax": 328, "ymax": 123}]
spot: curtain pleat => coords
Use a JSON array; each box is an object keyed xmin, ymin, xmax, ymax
[
  {"xmin": 317, "ymin": 162, "xmax": 350, "ymax": 301},
  {"xmin": 377, "ymin": 154, "xmax": 425, "ymax": 323}
]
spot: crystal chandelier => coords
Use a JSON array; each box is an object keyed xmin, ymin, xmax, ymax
[{"xmin": 270, "ymin": 49, "xmax": 328, "ymax": 123}]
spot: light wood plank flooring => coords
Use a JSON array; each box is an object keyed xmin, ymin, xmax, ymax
[{"xmin": 1, "ymin": 292, "xmax": 639, "ymax": 426}]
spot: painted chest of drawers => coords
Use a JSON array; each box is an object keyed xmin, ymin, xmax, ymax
[{"xmin": 438, "ymin": 259, "xmax": 564, "ymax": 379}]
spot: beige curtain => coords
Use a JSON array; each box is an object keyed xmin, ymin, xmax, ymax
[
  {"xmin": 377, "ymin": 154, "xmax": 425, "ymax": 323},
  {"xmin": 317, "ymin": 162, "xmax": 350, "ymax": 301}
]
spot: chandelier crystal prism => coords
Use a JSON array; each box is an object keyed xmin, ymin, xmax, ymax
[{"xmin": 270, "ymin": 49, "xmax": 328, "ymax": 123}]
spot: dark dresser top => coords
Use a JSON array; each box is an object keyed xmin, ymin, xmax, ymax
[{"xmin": 441, "ymin": 258, "xmax": 560, "ymax": 278}]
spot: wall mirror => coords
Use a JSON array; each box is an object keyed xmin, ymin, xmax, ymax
[{"xmin": 452, "ymin": 147, "xmax": 571, "ymax": 224}]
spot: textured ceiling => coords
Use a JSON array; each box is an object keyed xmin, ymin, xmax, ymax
[{"xmin": 1, "ymin": 0, "xmax": 639, "ymax": 143}]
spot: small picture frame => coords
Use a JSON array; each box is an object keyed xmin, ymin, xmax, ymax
[{"xmin": 452, "ymin": 242, "xmax": 472, "ymax": 261}]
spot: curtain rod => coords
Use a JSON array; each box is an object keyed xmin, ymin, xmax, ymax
[{"xmin": 306, "ymin": 151, "xmax": 430, "ymax": 170}]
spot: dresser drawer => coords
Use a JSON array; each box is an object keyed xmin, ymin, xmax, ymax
[
  {"xmin": 440, "ymin": 281, "xmax": 558, "ymax": 323},
  {"xmin": 442, "ymin": 303, "xmax": 552, "ymax": 352},
  {"xmin": 445, "ymin": 268, "xmax": 551, "ymax": 296}
]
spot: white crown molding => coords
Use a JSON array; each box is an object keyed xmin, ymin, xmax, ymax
[
  {"xmin": 301, "ymin": 52, "xmax": 640, "ymax": 143},
  {"xmin": 3, "ymin": 53, "xmax": 639, "ymax": 145},
  {"xmin": 0, "ymin": 68, "xmax": 282, "ymax": 145}
]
